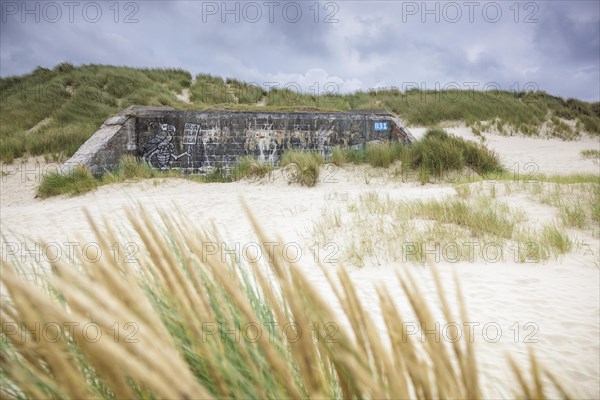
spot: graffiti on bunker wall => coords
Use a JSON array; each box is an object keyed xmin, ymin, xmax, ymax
[
  {"xmin": 245, "ymin": 120, "xmax": 279, "ymax": 164},
  {"xmin": 63, "ymin": 107, "xmax": 415, "ymax": 176},
  {"xmin": 133, "ymin": 112, "xmax": 411, "ymax": 173},
  {"xmin": 142, "ymin": 122, "xmax": 191, "ymax": 170},
  {"xmin": 140, "ymin": 118, "xmax": 389, "ymax": 171},
  {"xmin": 182, "ymin": 122, "xmax": 200, "ymax": 166},
  {"xmin": 200, "ymin": 122, "xmax": 222, "ymax": 169}
]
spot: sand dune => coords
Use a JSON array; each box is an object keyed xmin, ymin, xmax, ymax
[{"xmin": 1, "ymin": 129, "xmax": 599, "ymax": 398}]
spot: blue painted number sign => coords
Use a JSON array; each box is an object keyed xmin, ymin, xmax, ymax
[{"xmin": 374, "ymin": 122, "xmax": 388, "ymax": 131}]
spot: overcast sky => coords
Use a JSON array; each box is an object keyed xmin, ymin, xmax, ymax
[{"xmin": 1, "ymin": 1, "xmax": 599, "ymax": 100}]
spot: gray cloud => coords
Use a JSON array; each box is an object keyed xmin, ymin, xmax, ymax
[
  {"xmin": 533, "ymin": 1, "xmax": 600, "ymax": 64},
  {"xmin": 1, "ymin": 0, "xmax": 598, "ymax": 101}
]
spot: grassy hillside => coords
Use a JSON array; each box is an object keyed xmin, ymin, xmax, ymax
[
  {"xmin": 0, "ymin": 64, "xmax": 192, "ymax": 163},
  {"xmin": 1, "ymin": 63, "xmax": 599, "ymax": 163}
]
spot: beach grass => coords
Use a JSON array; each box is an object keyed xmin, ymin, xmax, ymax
[
  {"xmin": 3, "ymin": 64, "xmax": 599, "ymax": 163},
  {"xmin": 312, "ymin": 187, "xmax": 590, "ymax": 266},
  {"xmin": 230, "ymin": 156, "xmax": 274, "ymax": 181},
  {"xmin": 36, "ymin": 165, "xmax": 99, "ymax": 198},
  {"xmin": 37, "ymin": 156, "xmax": 185, "ymax": 198},
  {"xmin": 329, "ymin": 129, "xmax": 504, "ymax": 184},
  {"xmin": 280, "ymin": 150, "xmax": 324, "ymax": 187},
  {"xmin": 0, "ymin": 205, "xmax": 569, "ymax": 399},
  {"xmin": 581, "ymin": 149, "xmax": 600, "ymax": 159},
  {"xmin": 1, "ymin": 65, "xmax": 192, "ymax": 163}
]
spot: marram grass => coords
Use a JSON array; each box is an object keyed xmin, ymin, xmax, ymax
[
  {"xmin": 3, "ymin": 63, "xmax": 600, "ymax": 163},
  {"xmin": 1, "ymin": 205, "xmax": 570, "ymax": 399}
]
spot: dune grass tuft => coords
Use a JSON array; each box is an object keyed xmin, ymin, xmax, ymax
[
  {"xmin": 312, "ymin": 189, "xmax": 587, "ymax": 266},
  {"xmin": 36, "ymin": 166, "xmax": 98, "ymax": 198},
  {"xmin": 581, "ymin": 149, "xmax": 600, "ymax": 159},
  {"xmin": 330, "ymin": 129, "xmax": 504, "ymax": 183},
  {"xmin": 412, "ymin": 196, "xmax": 517, "ymax": 239},
  {"xmin": 36, "ymin": 156, "xmax": 184, "ymax": 198},
  {"xmin": 280, "ymin": 150, "xmax": 324, "ymax": 187},
  {"xmin": 36, "ymin": 155, "xmax": 277, "ymax": 198},
  {"xmin": 541, "ymin": 224, "xmax": 573, "ymax": 254},
  {"xmin": 411, "ymin": 129, "xmax": 504, "ymax": 177},
  {"xmin": 230, "ymin": 156, "xmax": 274, "ymax": 181},
  {"xmin": 559, "ymin": 202, "xmax": 587, "ymax": 229},
  {"xmin": 364, "ymin": 142, "xmax": 406, "ymax": 168},
  {"xmin": 0, "ymin": 205, "xmax": 569, "ymax": 399},
  {"xmin": 592, "ymin": 185, "xmax": 600, "ymax": 225}
]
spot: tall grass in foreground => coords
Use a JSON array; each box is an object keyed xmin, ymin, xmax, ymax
[{"xmin": 0, "ymin": 206, "xmax": 569, "ymax": 399}]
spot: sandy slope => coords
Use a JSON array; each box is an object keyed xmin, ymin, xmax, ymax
[{"xmin": 1, "ymin": 130, "xmax": 599, "ymax": 398}]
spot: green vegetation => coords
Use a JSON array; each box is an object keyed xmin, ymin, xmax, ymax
[
  {"xmin": 37, "ymin": 166, "xmax": 98, "ymax": 198},
  {"xmin": 1, "ymin": 206, "xmax": 569, "ymax": 399},
  {"xmin": 265, "ymin": 88, "xmax": 600, "ymax": 138},
  {"xmin": 313, "ymin": 189, "xmax": 586, "ymax": 267},
  {"xmin": 559, "ymin": 202, "xmax": 587, "ymax": 229},
  {"xmin": 548, "ymin": 115, "xmax": 577, "ymax": 140},
  {"xmin": 451, "ymin": 170, "xmax": 600, "ymax": 186},
  {"xmin": 592, "ymin": 185, "xmax": 600, "ymax": 225},
  {"xmin": 525, "ymin": 173, "xmax": 600, "ymax": 185},
  {"xmin": 225, "ymin": 77, "xmax": 266, "ymax": 104},
  {"xmin": 37, "ymin": 156, "xmax": 183, "ymax": 198},
  {"xmin": 541, "ymin": 224, "xmax": 573, "ymax": 254},
  {"xmin": 36, "ymin": 155, "xmax": 277, "ymax": 198},
  {"xmin": 330, "ymin": 143, "xmax": 406, "ymax": 168},
  {"xmin": 189, "ymin": 74, "xmax": 230, "ymax": 104},
  {"xmin": 189, "ymin": 74, "xmax": 266, "ymax": 105},
  {"xmin": 230, "ymin": 156, "xmax": 274, "ymax": 180},
  {"xmin": 2, "ymin": 63, "xmax": 599, "ymax": 163},
  {"xmin": 411, "ymin": 196, "xmax": 517, "ymax": 239},
  {"xmin": 581, "ymin": 149, "xmax": 600, "ymax": 159},
  {"xmin": 1, "ymin": 64, "xmax": 192, "ymax": 163},
  {"xmin": 411, "ymin": 129, "xmax": 504, "ymax": 176},
  {"xmin": 331, "ymin": 129, "xmax": 504, "ymax": 182},
  {"xmin": 517, "ymin": 181, "xmax": 600, "ymax": 232},
  {"xmin": 330, "ymin": 145, "xmax": 367, "ymax": 165},
  {"xmin": 280, "ymin": 150, "xmax": 324, "ymax": 187}
]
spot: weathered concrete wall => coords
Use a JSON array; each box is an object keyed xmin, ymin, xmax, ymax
[{"xmin": 64, "ymin": 105, "xmax": 415, "ymax": 175}]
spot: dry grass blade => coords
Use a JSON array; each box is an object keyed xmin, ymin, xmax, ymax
[{"xmin": 1, "ymin": 203, "xmax": 573, "ymax": 399}]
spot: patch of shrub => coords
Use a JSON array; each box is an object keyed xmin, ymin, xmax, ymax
[
  {"xmin": 37, "ymin": 166, "xmax": 98, "ymax": 198},
  {"xmin": 280, "ymin": 151, "xmax": 324, "ymax": 187},
  {"xmin": 230, "ymin": 156, "xmax": 273, "ymax": 181},
  {"xmin": 364, "ymin": 142, "xmax": 405, "ymax": 168},
  {"xmin": 411, "ymin": 129, "xmax": 503, "ymax": 177}
]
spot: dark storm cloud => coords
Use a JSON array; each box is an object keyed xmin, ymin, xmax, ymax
[
  {"xmin": 0, "ymin": 0, "xmax": 598, "ymax": 100},
  {"xmin": 533, "ymin": 1, "xmax": 600, "ymax": 65}
]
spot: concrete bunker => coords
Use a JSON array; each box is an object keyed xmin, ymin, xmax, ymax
[{"xmin": 64, "ymin": 106, "xmax": 415, "ymax": 175}]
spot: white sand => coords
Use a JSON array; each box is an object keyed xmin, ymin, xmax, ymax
[{"xmin": 1, "ymin": 130, "xmax": 599, "ymax": 398}]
